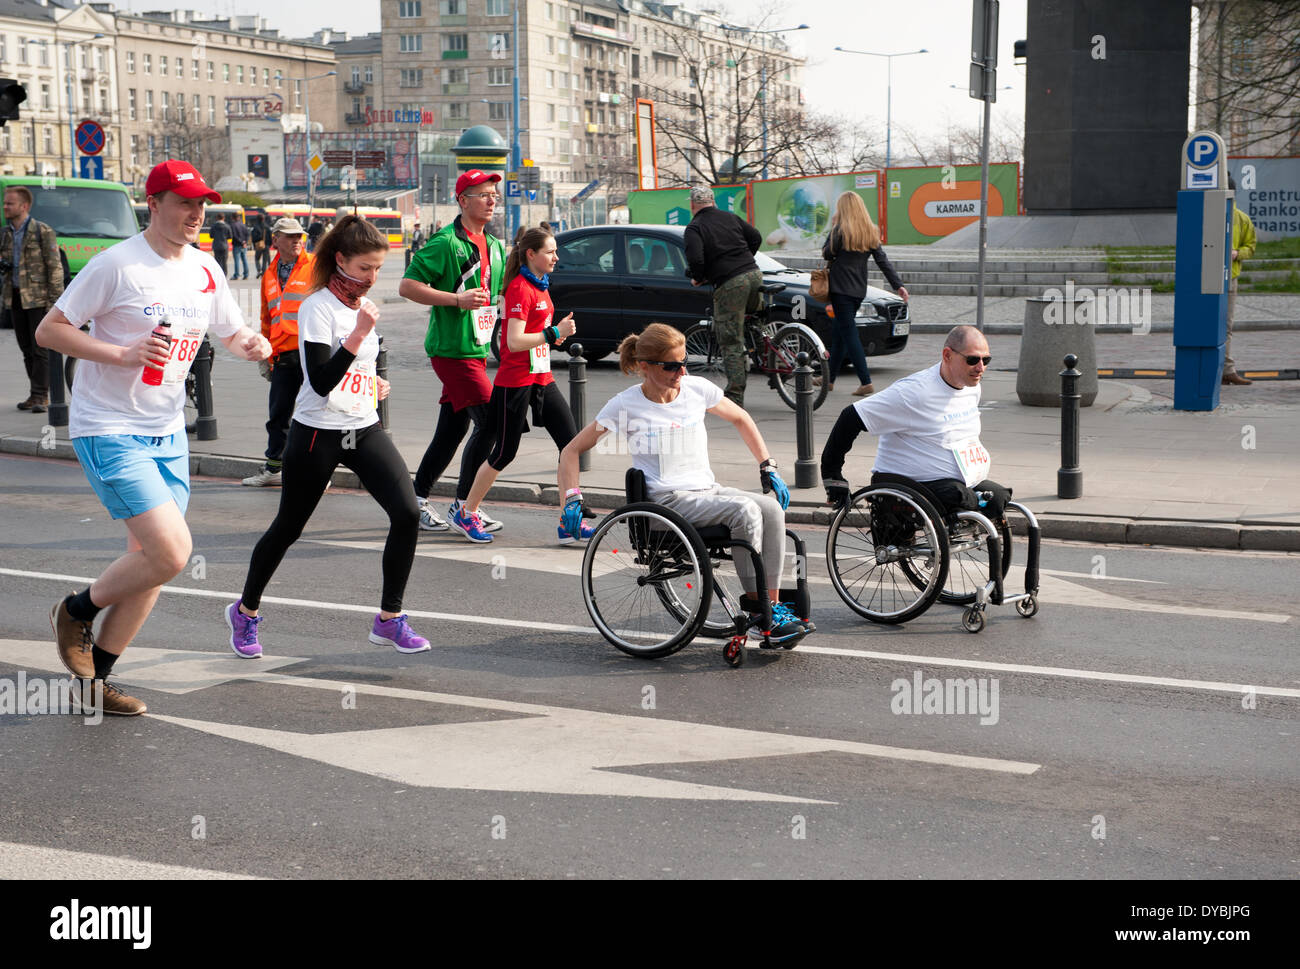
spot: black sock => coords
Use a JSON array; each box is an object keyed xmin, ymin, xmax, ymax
[
  {"xmin": 92, "ymin": 645, "xmax": 118, "ymax": 679},
  {"xmin": 65, "ymin": 588, "xmax": 102, "ymax": 623}
]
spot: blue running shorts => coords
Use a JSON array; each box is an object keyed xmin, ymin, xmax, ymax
[{"xmin": 72, "ymin": 432, "xmax": 191, "ymax": 520}]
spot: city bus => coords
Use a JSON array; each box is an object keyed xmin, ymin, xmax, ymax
[
  {"xmin": 199, "ymin": 203, "xmax": 245, "ymax": 251},
  {"xmin": 351, "ymin": 206, "xmax": 404, "ymax": 249}
]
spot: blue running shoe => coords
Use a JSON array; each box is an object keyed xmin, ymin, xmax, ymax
[
  {"xmin": 449, "ymin": 502, "xmax": 493, "ymax": 543},
  {"xmin": 557, "ymin": 521, "xmax": 596, "ymax": 545}
]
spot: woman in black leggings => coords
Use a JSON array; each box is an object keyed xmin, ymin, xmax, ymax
[{"xmin": 224, "ymin": 215, "xmax": 428, "ymax": 657}]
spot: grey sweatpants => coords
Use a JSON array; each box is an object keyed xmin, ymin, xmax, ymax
[{"xmin": 652, "ymin": 484, "xmax": 786, "ymax": 596}]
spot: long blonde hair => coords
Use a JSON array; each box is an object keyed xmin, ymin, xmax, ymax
[
  {"xmin": 617, "ymin": 322, "xmax": 684, "ymax": 376},
  {"xmin": 832, "ymin": 191, "xmax": 880, "ymax": 252}
]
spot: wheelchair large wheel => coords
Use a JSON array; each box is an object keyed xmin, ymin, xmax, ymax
[
  {"xmin": 826, "ymin": 485, "xmax": 949, "ymax": 624},
  {"xmin": 660, "ymin": 553, "xmax": 745, "ymax": 638},
  {"xmin": 930, "ymin": 516, "xmax": 1013, "ymax": 605},
  {"xmin": 581, "ymin": 503, "xmax": 713, "ymax": 658}
]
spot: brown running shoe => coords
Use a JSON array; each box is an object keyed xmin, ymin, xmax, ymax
[
  {"xmin": 1222, "ymin": 372, "xmax": 1253, "ymax": 386},
  {"xmin": 852, "ymin": 383, "xmax": 875, "ymax": 396},
  {"xmin": 72, "ymin": 677, "xmax": 147, "ymax": 717},
  {"xmin": 51, "ymin": 598, "xmax": 97, "ymax": 678}
]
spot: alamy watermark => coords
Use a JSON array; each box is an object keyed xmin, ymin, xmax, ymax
[
  {"xmin": 1042, "ymin": 280, "xmax": 1152, "ymax": 335},
  {"xmin": 0, "ymin": 673, "xmax": 101, "ymax": 724},
  {"xmin": 890, "ymin": 671, "xmax": 1000, "ymax": 725}
]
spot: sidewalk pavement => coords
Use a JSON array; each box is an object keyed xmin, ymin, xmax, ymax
[{"xmin": 3, "ymin": 266, "xmax": 1297, "ymax": 551}]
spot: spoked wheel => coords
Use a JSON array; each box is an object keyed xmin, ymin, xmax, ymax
[
  {"xmin": 826, "ymin": 485, "xmax": 949, "ymax": 624},
  {"xmin": 682, "ymin": 323, "xmax": 724, "ymax": 377},
  {"xmin": 913, "ymin": 516, "xmax": 1012, "ymax": 606},
  {"xmin": 769, "ymin": 323, "xmax": 830, "ymax": 411},
  {"xmin": 581, "ymin": 503, "xmax": 713, "ymax": 658}
]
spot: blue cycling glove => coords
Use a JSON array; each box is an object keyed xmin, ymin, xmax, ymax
[
  {"xmin": 562, "ymin": 493, "xmax": 585, "ymax": 537},
  {"xmin": 760, "ymin": 461, "xmax": 790, "ymax": 510}
]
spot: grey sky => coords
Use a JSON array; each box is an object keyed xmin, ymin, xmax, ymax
[{"xmin": 154, "ymin": 0, "xmax": 1029, "ymax": 147}]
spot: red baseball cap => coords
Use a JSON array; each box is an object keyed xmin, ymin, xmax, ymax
[
  {"xmin": 145, "ymin": 160, "xmax": 222, "ymax": 203},
  {"xmin": 455, "ymin": 169, "xmax": 502, "ymax": 196}
]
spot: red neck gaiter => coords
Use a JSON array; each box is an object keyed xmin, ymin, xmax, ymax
[{"xmin": 328, "ymin": 267, "xmax": 373, "ymax": 309}]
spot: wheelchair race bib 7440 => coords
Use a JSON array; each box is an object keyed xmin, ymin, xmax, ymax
[
  {"xmin": 952, "ymin": 436, "xmax": 991, "ymax": 487},
  {"xmin": 160, "ymin": 321, "xmax": 209, "ymax": 386},
  {"xmin": 327, "ymin": 358, "xmax": 378, "ymax": 417}
]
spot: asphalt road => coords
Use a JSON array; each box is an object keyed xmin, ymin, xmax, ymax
[{"xmin": 1, "ymin": 453, "xmax": 1296, "ymax": 879}]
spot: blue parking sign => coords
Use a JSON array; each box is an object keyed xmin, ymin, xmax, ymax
[{"xmin": 79, "ymin": 155, "xmax": 103, "ymax": 179}]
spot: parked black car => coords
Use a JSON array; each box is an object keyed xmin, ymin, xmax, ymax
[{"xmin": 492, "ymin": 224, "xmax": 911, "ymax": 362}]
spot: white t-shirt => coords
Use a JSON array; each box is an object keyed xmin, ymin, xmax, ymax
[
  {"xmin": 55, "ymin": 234, "xmax": 243, "ymax": 438},
  {"xmin": 292, "ymin": 288, "xmax": 381, "ymax": 431},
  {"xmin": 852, "ymin": 363, "xmax": 989, "ymax": 483},
  {"xmin": 595, "ymin": 375, "xmax": 724, "ymax": 495}
]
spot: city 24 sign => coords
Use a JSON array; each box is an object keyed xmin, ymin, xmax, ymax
[{"xmin": 225, "ymin": 94, "xmax": 284, "ymax": 121}]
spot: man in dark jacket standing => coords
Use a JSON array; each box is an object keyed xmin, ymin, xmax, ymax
[
  {"xmin": 229, "ymin": 215, "xmax": 250, "ymax": 279},
  {"xmin": 209, "ymin": 212, "xmax": 231, "ymax": 276},
  {"xmin": 684, "ymin": 186, "xmax": 763, "ymax": 405},
  {"xmin": 2, "ymin": 186, "xmax": 64, "ymax": 413}
]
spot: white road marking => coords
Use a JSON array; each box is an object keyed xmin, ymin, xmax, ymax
[
  {"xmin": 0, "ymin": 841, "xmax": 261, "ymax": 880},
  {"xmin": 2, "ymin": 567, "xmax": 1294, "ymax": 699}
]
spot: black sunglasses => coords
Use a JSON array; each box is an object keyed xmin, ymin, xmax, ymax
[
  {"xmin": 640, "ymin": 359, "xmax": 688, "ymax": 372},
  {"xmin": 961, "ymin": 354, "xmax": 992, "ymax": 366}
]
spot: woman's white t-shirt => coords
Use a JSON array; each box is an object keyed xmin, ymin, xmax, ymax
[
  {"xmin": 595, "ymin": 375, "xmax": 723, "ymax": 495},
  {"xmin": 55, "ymin": 234, "xmax": 243, "ymax": 438},
  {"xmin": 292, "ymin": 288, "xmax": 381, "ymax": 431}
]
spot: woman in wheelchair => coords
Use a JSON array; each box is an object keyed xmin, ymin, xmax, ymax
[{"xmin": 558, "ymin": 322, "xmax": 811, "ymax": 647}]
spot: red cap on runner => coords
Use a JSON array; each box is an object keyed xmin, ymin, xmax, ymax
[
  {"xmin": 145, "ymin": 160, "xmax": 222, "ymax": 203},
  {"xmin": 455, "ymin": 169, "xmax": 502, "ymax": 197}
]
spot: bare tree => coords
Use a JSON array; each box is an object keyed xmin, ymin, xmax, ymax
[
  {"xmin": 1194, "ymin": 0, "xmax": 1300, "ymax": 154},
  {"xmin": 155, "ymin": 112, "xmax": 229, "ymax": 181}
]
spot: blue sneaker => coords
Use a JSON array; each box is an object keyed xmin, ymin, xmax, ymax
[
  {"xmin": 448, "ymin": 502, "xmax": 493, "ymax": 543},
  {"xmin": 557, "ymin": 521, "xmax": 596, "ymax": 545},
  {"xmin": 369, "ymin": 613, "xmax": 431, "ymax": 653},
  {"xmin": 225, "ymin": 599, "xmax": 263, "ymax": 659},
  {"xmin": 756, "ymin": 601, "xmax": 807, "ymax": 647}
]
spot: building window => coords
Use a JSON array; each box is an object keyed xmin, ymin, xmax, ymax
[
  {"xmin": 442, "ymin": 34, "xmax": 466, "ymax": 56},
  {"xmin": 193, "ymin": 93, "xmax": 200, "ymax": 119},
  {"xmin": 558, "ymin": 105, "xmax": 567, "ymax": 123},
  {"xmin": 547, "ymin": 70, "xmax": 554, "ymax": 89},
  {"xmin": 442, "ymin": 66, "xmax": 468, "ymax": 93},
  {"xmin": 143, "ymin": 53, "xmax": 152, "ymax": 75},
  {"xmin": 145, "ymin": 90, "xmax": 153, "ymax": 121},
  {"xmin": 222, "ymin": 63, "xmax": 230, "ymax": 82},
  {"xmin": 161, "ymin": 91, "xmax": 170, "ymax": 121},
  {"xmin": 263, "ymin": 67, "xmax": 270, "ymax": 86},
  {"xmin": 294, "ymin": 79, "xmax": 302, "ymax": 107},
  {"xmin": 446, "ymin": 102, "xmax": 468, "ymax": 121},
  {"xmin": 558, "ymin": 38, "xmax": 568, "ymax": 56},
  {"xmin": 401, "ymin": 34, "xmax": 424, "ymax": 53},
  {"xmin": 237, "ymin": 65, "xmax": 244, "ymax": 84},
  {"xmin": 400, "ymin": 68, "xmax": 424, "ymax": 87},
  {"xmin": 126, "ymin": 50, "xmax": 134, "ymax": 72},
  {"xmin": 275, "ymin": 70, "xmax": 283, "ymax": 88},
  {"xmin": 96, "ymin": 46, "xmax": 106, "ymax": 72},
  {"xmin": 130, "ymin": 134, "xmax": 138, "ymax": 166},
  {"xmin": 38, "ymin": 41, "xmax": 49, "ymax": 67},
  {"xmin": 488, "ymin": 101, "xmax": 509, "ymax": 121},
  {"xmin": 208, "ymin": 95, "xmax": 215, "ymax": 125},
  {"xmin": 546, "ymin": 2, "xmax": 553, "ymax": 19},
  {"xmin": 398, "ymin": 0, "xmax": 422, "ymax": 16},
  {"xmin": 147, "ymin": 134, "xmax": 154, "ymax": 163},
  {"xmin": 486, "ymin": 0, "xmax": 508, "ymax": 15},
  {"xmin": 365, "ymin": 65, "xmax": 373, "ymax": 83},
  {"xmin": 439, "ymin": 0, "xmax": 464, "ymax": 14},
  {"xmin": 44, "ymin": 126, "xmax": 53, "ymax": 153},
  {"xmin": 547, "ymin": 103, "xmax": 555, "ymax": 121},
  {"xmin": 99, "ymin": 88, "xmax": 109, "ymax": 113},
  {"xmin": 40, "ymin": 82, "xmax": 50, "ymax": 110},
  {"xmin": 176, "ymin": 92, "xmax": 185, "ymax": 122},
  {"xmin": 547, "ymin": 36, "xmax": 554, "ymax": 55},
  {"xmin": 128, "ymin": 88, "xmax": 136, "ymax": 120},
  {"xmin": 352, "ymin": 66, "xmax": 361, "ymax": 84},
  {"xmin": 488, "ymin": 67, "xmax": 510, "ymax": 85},
  {"xmin": 193, "ymin": 59, "xmax": 200, "ymax": 80},
  {"xmin": 1, "ymin": 128, "xmax": 9, "ymax": 154},
  {"xmin": 207, "ymin": 61, "xmax": 214, "ymax": 81},
  {"xmin": 489, "ymin": 33, "xmax": 510, "ymax": 55},
  {"xmin": 160, "ymin": 54, "xmax": 168, "ymax": 75},
  {"xmin": 176, "ymin": 57, "xmax": 184, "ymax": 78}
]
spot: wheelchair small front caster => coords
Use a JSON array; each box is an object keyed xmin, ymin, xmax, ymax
[
  {"xmin": 961, "ymin": 607, "xmax": 986, "ymax": 634},
  {"xmin": 723, "ymin": 635, "xmax": 746, "ymax": 667},
  {"xmin": 1016, "ymin": 595, "xmax": 1038, "ymax": 618}
]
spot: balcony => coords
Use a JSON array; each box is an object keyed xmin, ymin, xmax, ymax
[
  {"xmin": 571, "ymin": 20, "xmax": 636, "ymax": 47},
  {"xmin": 345, "ymin": 111, "xmax": 367, "ymax": 125},
  {"xmin": 344, "ymin": 80, "xmax": 366, "ymax": 94}
]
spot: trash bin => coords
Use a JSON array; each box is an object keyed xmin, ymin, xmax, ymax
[{"xmin": 1016, "ymin": 296, "xmax": 1098, "ymax": 407}]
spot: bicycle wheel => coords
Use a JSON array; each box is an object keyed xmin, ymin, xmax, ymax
[
  {"xmin": 770, "ymin": 323, "xmax": 830, "ymax": 411},
  {"xmin": 826, "ymin": 485, "xmax": 949, "ymax": 624},
  {"xmin": 682, "ymin": 323, "xmax": 723, "ymax": 377},
  {"xmin": 581, "ymin": 503, "xmax": 713, "ymax": 658}
]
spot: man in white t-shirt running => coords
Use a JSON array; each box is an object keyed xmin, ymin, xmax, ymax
[
  {"xmin": 35, "ymin": 160, "xmax": 273, "ymax": 716},
  {"xmin": 820, "ymin": 325, "xmax": 1012, "ymax": 519}
]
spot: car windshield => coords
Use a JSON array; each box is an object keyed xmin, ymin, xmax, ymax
[{"xmin": 27, "ymin": 187, "xmax": 137, "ymax": 240}]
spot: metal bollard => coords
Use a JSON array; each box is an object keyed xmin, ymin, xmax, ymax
[
  {"xmin": 47, "ymin": 349, "xmax": 69, "ymax": 427},
  {"xmin": 1057, "ymin": 353, "xmax": 1082, "ymax": 498},
  {"xmin": 794, "ymin": 351, "xmax": 817, "ymax": 489},
  {"xmin": 568, "ymin": 342, "xmax": 589, "ymax": 471},
  {"xmin": 376, "ymin": 336, "xmax": 389, "ymax": 431},
  {"xmin": 192, "ymin": 336, "xmax": 218, "ymax": 441}
]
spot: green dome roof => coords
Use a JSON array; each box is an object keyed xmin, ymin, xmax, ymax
[{"xmin": 454, "ymin": 125, "xmax": 508, "ymax": 152}]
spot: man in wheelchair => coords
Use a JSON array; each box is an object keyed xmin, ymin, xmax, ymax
[
  {"xmin": 820, "ymin": 325, "xmax": 1011, "ymax": 523},
  {"xmin": 559, "ymin": 322, "xmax": 812, "ymax": 647}
]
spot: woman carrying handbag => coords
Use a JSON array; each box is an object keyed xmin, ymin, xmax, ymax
[{"xmin": 820, "ymin": 192, "xmax": 908, "ymax": 396}]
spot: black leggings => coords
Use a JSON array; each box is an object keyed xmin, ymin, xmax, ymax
[
  {"xmin": 413, "ymin": 401, "xmax": 493, "ymax": 502},
  {"xmin": 485, "ymin": 382, "xmax": 577, "ymax": 471},
  {"xmin": 242, "ymin": 420, "xmax": 419, "ymax": 613}
]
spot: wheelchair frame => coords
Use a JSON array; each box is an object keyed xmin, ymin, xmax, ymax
[
  {"xmin": 825, "ymin": 478, "xmax": 1041, "ymax": 633},
  {"xmin": 580, "ymin": 469, "xmax": 813, "ymax": 666}
]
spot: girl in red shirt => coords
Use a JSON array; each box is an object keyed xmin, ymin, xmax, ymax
[{"xmin": 461, "ymin": 225, "xmax": 591, "ymax": 544}]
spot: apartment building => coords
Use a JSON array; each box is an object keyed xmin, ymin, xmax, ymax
[
  {"xmin": 0, "ymin": 0, "xmax": 119, "ymax": 180},
  {"xmin": 370, "ymin": 0, "xmax": 804, "ymax": 216}
]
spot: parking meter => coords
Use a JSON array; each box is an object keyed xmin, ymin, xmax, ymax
[{"xmin": 1173, "ymin": 131, "xmax": 1231, "ymax": 411}]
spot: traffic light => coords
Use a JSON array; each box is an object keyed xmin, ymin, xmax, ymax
[{"xmin": 0, "ymin": 78, "xmax": 27, "ymax": 126}]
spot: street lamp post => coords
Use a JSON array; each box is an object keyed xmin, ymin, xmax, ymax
[
  {"xmin": 278, "ymin": 69, "xmax": 338, "ymax": 212},
  {"xmin": 834, "ymin": 46, "xmax": 928, "ymax": 171},
  {"xmin": 60, "ymin": 33, "xmax": 104, "ymax": 178},
  {"xmin": 721, "ymin": 23, "xmax": 809, "ymax": 181}
]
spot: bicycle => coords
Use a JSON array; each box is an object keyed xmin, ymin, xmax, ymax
[{"xmin": 681, "ymin": 281, "xmax": 831, "ymax": 410}]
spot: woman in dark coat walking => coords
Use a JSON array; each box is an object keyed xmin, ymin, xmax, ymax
[{"xmin": 821, "ymin": 192, "xmax": 908, "ymax": 395}]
